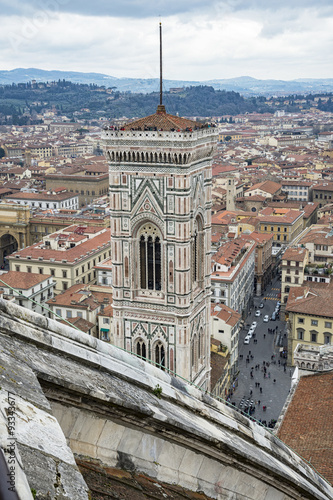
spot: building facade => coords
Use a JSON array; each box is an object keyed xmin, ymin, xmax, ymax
[
  {"xmin": 211, "ymin": 238, "xmax": 255, "ymax": 317},
  {"xmin": 0, "ymin": 271, "xmax": 55, "ymax": 315},
  {"xmin": 8, "ymin": 225, "xmax": 111, "ymax": 293},
  {"xmin": 285, "ymin": 282, "xmax": 333, "ymax": 365},
  {"xmin": 103, "ymin": 106, "xmax": 218, "ymax": 389},
  {"xmin": 281, "ymin": 246, "xmax": 308, "ymax": 306}
]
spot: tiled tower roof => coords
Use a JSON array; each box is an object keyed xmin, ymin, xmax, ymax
[{"xmin": 122, "ymin": 105, "xmax": 206, "ymax": 132}]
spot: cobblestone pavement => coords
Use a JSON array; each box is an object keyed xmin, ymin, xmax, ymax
[{"xmin": 231, "ymin": 276, "xmax": 294, "ymax": 428}]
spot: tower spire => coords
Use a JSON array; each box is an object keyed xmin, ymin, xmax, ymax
[
  {"xmin": 157, "ymin": 21, "xmax": 166, "ymax": 114},
  {"xmin": 159, "ymin": 21, "xmax": 163, "ymax": 106}
]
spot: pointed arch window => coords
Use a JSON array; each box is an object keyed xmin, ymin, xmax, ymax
[
  {"xmin": 136, "ymin": 338, "xmax": 147, "ymax": 360},
  {"xmin": 192, "ymin": 216, "xmax": 204, "ymax": 287},
  {"xmin": 154, "ymin": 341, "xmax": 165, "ymax": 370},
  {"xmin": 139, "ymin": 224, "xmax": 162, "ymax": 291},
  {"xmin": 191, "ymin": 334, "xmax": 198, "ymax": 372}
]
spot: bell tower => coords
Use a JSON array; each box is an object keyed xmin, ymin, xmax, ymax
[{"xmin": 103, "ymin": 26, "xmax": 217, "ymax": 389}]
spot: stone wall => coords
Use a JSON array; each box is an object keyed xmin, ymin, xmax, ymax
[{"xmin": 0, "ymin": 298, "xmax": 332, "ymax": 500}]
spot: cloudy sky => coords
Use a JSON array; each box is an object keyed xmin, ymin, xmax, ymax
[{"xmin": 1, "ymin": 0, "xmax": 333, "ymax": 81}]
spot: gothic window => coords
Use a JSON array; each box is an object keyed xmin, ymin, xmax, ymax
[
  {"xmin": 136, "ymin": 338, "xmax": 147, "ymax": 360},
  {"xmin": 154, "ymin": 341, "xmax": 165, "ymax": 369},
  {"xmin": 198, "ymin": 327, "xmax": 204, "ymax": 360},
  {"xmin": 124, "ymin": 256, "xmax": 129, "ymax": 278},
  {"xmin": 192, "ymin": 216, "xmax": 204, "ymax": 287},
  {"xmin": 139, "ymin": 223, "xmax": 162, "ymax": 291},
  {"xmin": 191, "ymin": 334, "xmax": 198, "ymax": 372}
]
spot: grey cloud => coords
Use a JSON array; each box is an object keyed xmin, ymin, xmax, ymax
[{"xmin": 0, "ymin": 0, "xmax": 207, "ymax": 18}]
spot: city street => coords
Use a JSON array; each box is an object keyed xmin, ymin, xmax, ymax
[{"xmin": 232, "ymin": 276, "xmax": 294, "ymax": 427}]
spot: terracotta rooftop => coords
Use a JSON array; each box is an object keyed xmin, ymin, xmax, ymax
[
  {"xmin": 122, "ymin": 105, "xmax": 207, "ymax": 132},
  {"xmin": 47, "ymin": 284, "xmax": 112, "ymax": 310},
  {"xmin": 211, "ymin": 303, "xmax": 241, "ymax": 327},
  {"xmin": 5, "ymin": 191, "xmax": 75, "ymax": 201},
  {"xmin": 9, "ymin": 228, "xmax": 111, "ymax": 263},
  {"xmin": 282, "ymin": 247, "xmax": 307, "ymax": 262},
  {"xmin": 246, "ymin": 180, "xmax": 282, "ymax": 195},
  {"xmin": 313, "ymin": 182, "xmax": 333, "ymax": 192},
  {"xmin": 60, "ymin": 316, "xmax": 95, "ymax": 333},
  {"xmin": 278, "ymin": 371, "xmax": 333, "ymax": 484},
  {"xmin": 286, "ymin": 281, "xmax": 333, "ymax": 318},
  {"xmin": 0, "ymin": 271, "xmax": 52, "ymax": 289},
  {"xmin": 299, "ymin": 226, "xmax": 333, "ymax": 246}
]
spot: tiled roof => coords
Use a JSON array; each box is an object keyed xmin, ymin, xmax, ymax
[
  {"xmin": 246, "ymin": 180, "xmax": 281, "ymax": 195},
  {"xmin": 9, "ymin": 229, "xmax": 111, "ymax": 264},
  {"xmin": 5, "ymin": 191, "xmax": 75, "ymax": 201},
  {"xmin": 122, "ymin": 105, "xmax": 206, "ymax": 132},
  {"xmin": 241, "ymin": 231, "xmax": 273, "ymax": 244},
  {"xmin": 299, "ymin": 226, "xmax": 333, "ymax": 246},
  {"xmin": 60, "ymin": 316, "xmax": 95, "ymax": 333},
  {"xmin": 313, "ymin": 182, "xmax": 333, "ymax": 192},
  {"xmin": 259, "ymin": 208, "xmax": 303, "ymax": 224},
  {"xmin": 47, "ymin": 284, "xmax": 112, "ymax": 310},
  {"xmin": 282, "ymin": 247, "xmax": 307, "ymax": 262},
  {"xmin": 211, "ymin": 303, "xmax": 241, "ymax": 327},
  {"xmin": 286, "ymin": 281, "xmax": 333, "ymax": 318},
  {"xmin": 0, "ymin": 271, "xmax": 51, "ymax": 289},
  {"xmin": 278, "ymin": 371, "xmax": 333, "ymax": 484}
]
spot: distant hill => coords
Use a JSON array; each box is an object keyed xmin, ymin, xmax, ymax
[{"xmin": 1, "ymin": 68, "xmax": 333, "ymax": 96}]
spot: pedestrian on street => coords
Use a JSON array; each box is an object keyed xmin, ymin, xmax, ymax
[
  {"xmin": 260, "ymin": 387, "xmax": 262, "ymax": 393},
  {"xmin": 258, "ymin": 400, "xmax": 261, "ymax": 405},
  {"xmin": 264, "ymin": 333, "xmax": 266, "ymax": 339},
  {"xmin": 273, "ymin": 379, "xmax": 276, "ymax": 383},
  {"xmin": 268, "ymin": 372, "xmax": 271, "ymax": 378}
]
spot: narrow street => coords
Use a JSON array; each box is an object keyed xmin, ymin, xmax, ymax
[{"xmin": 232, "ymin": 276, "xmax": 294, "ymax": 426}]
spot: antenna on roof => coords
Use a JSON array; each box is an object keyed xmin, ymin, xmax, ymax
[
  {"xmin": 159, "ymin": 21, "xmax": 163, "ymax": 106},
  {"xmin": 157, "ymin": 21, "xmax": 166, "ymax": 114}
]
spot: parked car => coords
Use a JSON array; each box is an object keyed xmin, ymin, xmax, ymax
[
  {"xmin": 244, "ymin": 336, "xmax": 250, "ymax": 344},
  {"xmin": 277, "ymin": 301, "xmax": 281, "ymax": 307},
  {"xmin": 259, "ymin": 302, "xmax": 264, "ymax": 308},
  {"xmin": 251, "ymin": 321, "xmax": 257, "ymax": 329},
  {"xmin": 248, "ymin": 328, "xmax": 255, "ymax": 338},
  {"xmin": 255, "ymin": 310, "xmax": 261, "ymax": 317},
  {"xmin": 263, "ymin": 315, "xmax": 269, "ymax": 323},
  {"xmin": 271, "ymin": 311, "xmax": 277, "ymax": 321}
]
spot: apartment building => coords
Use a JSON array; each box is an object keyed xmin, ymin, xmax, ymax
[
  {"xmin": 46, "ymin": 172, "xmax": 109, "ymax": 207},
  {"xmin": 286, "ymin": 281, "xmax": 333, "ymax": 365},
  {"xmin": 258, "ymin": 208, "xmax": 304, "ymax": 247},
  {"xmin": 211, "ymin": 303, "xmax": 241, "ymax": 380},
  {"xmin": 240, "ymin": 231, "xmax": 273, "ymax": 296},
  {"xmin": 268, "ymin": 135, "xmax": 315, "ymax": 148},
  {"xmin": 211, "ymin": 238, "xmax": 255, "ymax": 317},
  {"xmin": 0, "ymin": 271, "xmax": 55, "ymax": 316},
  {"xmin": 312, "ymin": 182, "xmax": 333, "ymax": 208},
  {"xmin": 244, "ymin": 180, "xmax": 282, "ymax": 200},
  {"xmin": 281, "ymin": 247, "xmax": 309, "ymax": 306},
  {"xmin": 95, "ymin": 257, "xmax": 112, "ymax": 286},
  {"xmin": 47, "ymin": 283, "xmax": 112, "ymax": 338},
  {"xmin": 97, "ymin": 303, "xmax": 113, "ymax": 342},
  {"xmin": 210, "ymin": 339, "xmax": 230, "ymax": 399},
  {"xmin": 298, "ymin": 225, "xmax": 333, "ymax": 264},
  {"xmin": 4, "ymin": 190, "xmax": 79, "ymax": 211},
  {"xmin": 281, "ymin": 180, "xmax": 313, "ymax": 202},
  {"xmin": 8, "ymin": 226, "xmax": 111, "ymax": 294}
]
